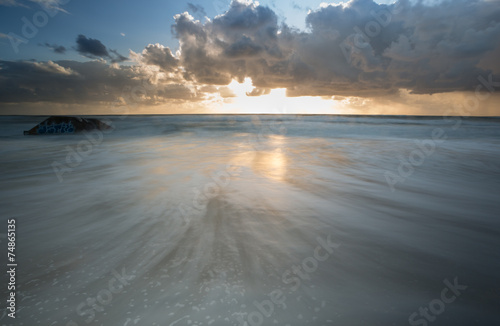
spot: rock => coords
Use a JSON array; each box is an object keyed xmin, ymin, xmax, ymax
[{"xmin": 23, "ymin": 116, "xmax": 112, "ymax": 135}]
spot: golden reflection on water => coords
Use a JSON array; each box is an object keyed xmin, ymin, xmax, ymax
[
  {"xmin": 132, "ymin": 134, "xmax": 306, "ymax": 187},
  {"xmin": 252, "ymin": 135, "xmax": 288, "ymax": 181}
]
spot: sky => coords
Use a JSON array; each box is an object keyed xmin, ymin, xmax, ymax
[{"xmin": 0, "ymin": 0, "xmax": 499, "ymax": 115}]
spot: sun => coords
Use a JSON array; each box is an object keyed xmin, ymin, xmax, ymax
[
  {"xmin": 227, "ymin": 77, "xmax": 256, "ymax": 98},
  {"xmin": 216, "ymin": 78, "xmax": 339, "ymax": 114}
]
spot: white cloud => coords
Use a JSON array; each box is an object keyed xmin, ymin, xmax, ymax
[
  {"xmin": 0, "ymin": 0, "xmax": 27, "ymax": 7},
  {"xmin": 0, "ymin": 0, "xmax": 69, "ymax": 13},
  {"xmin": 29, "ymin": 0, "xmax": 69, "ymax": 13}
]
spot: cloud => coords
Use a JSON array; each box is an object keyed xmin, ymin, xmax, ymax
[
  {"xmin": 0, "ymin": 0, "xmax": 28, "ymax": 7},
  {"xmin": 172, "ymin": 0, "xmax": 281, "ymax": 85},
  {"xmin": 1, "ymin": 0, "xmax": 500, "ymax": 114},
  {"xmin": 170, "ymin": 0, "xmax": 500, "ymax": 97},
  {"xmin": 217, "ymin": 86, "xmax": 237, "ymax": 98},
  {"xmin": 31, "ymin": 60, "xmax": 77, "ymax": 75},
  {"xmin": 41, "ymin": 43, "xmax": 66, "ymax": 54},
  {"xmin": 76, "ymin": 34, "xmax": 110, "ymax": 57},
  {"xmin": 246, "ymin": 87, "xmax": 271, "ymax": 96},
  {"xmin": 29, "ymin": 0, "xmax": 69, "ymax": 13},
  {"xmin": 75, "ymin": 34, "xmax": 128, "ymax": 62},
  {"xmin": 109, "ymin": 49, "xmax": 128, "ymax": 63},
  {"xmin": 0, "ymin": 60, "xmax": 81, "ymax": 103},
  {"xmin": 223, "ymin": 35, "xmax": 264, "ymax": 58},
  {"xmin": 0, "ymin": 0, "xmax": 21, "ymax": 6},
  {"xmin": 291, "ymin": 2, "xmax": 311, "ymax": 12},
  {"xmin": 0, "ymin": 0, "xmax": 70, "ymax": 13},
  {"xmin": 135, "ymin": 43, "xmax": 180, "ymax": 72},
  {"xmin": 0, "ymin": 59, "xmax": 203, "ymax": 106},
  {"xmin": 187, "ymin": 3, "xmax": 207, "ymax": 18}
]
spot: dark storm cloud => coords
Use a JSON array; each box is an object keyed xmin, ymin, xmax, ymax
[
  {"xmin": 76, "ymin": 34, "xmax": 110, "ymax": 57},
  {"xmin": 0, "ymin": 60, "xmax": 199, "ymax": 105},
  {"xmin": 171, "ymin": 0, "xmax": 500, "ymax": 96},
  {"xmin": 41, "ymin": 43, "xmax": 66, "ymax": 54},
  {"xmin": 109, "ymin": 49, "xmax": 128, "ymax": 63},
  {"xmin": 172, "ymin": 0, "xmax": 281, "ymax": 85},
  {"xmin": 140, "ymin": 44, "xmax": 180, "ymax": 72},
  {"xmin": 223, "ymin": 36, "xmax": 263, "ymax": 58},
  {"xmin": 75, "ymin": 34, "xmax": 128, "ymax": 63}
]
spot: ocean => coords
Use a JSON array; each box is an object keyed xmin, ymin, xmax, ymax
[{"xmin": 1, "ymin": 115, "xmax": 499, "ymax": 326}]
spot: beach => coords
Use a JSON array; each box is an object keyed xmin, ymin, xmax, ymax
[{"xmin": 1, "ymin": 115, "xmax": 499, "ymax": 326}]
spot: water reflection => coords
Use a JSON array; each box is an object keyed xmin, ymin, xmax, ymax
[{"xmin": 252, "ymin": 135, "xmax": 288, "ymax": 181}]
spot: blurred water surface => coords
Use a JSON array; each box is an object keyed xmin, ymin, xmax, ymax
[{"xmin": 1, "ymin": 115, "xmax": 499, "ymax": 326}]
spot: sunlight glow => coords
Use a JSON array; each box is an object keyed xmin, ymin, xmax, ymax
[
  {"xmin": 227, "ymin": 77, "xmax": 256, "ymax": 97},
  {"xmin": 251, "ymin": 135, "xmax": 288, "ymax": 181},
  {"xmin": 214, "ymin": 78, "xmax": 339, "ymax": 114},
  {"xmin": 264, "ymin": 135, "xmax": 287, "ymax": 181}
]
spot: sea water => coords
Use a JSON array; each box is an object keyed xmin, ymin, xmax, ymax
[{"xmin": 0, "ymin": 115, "xmax": 499, "ymax": 325}]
